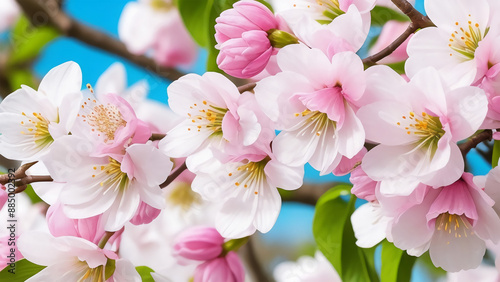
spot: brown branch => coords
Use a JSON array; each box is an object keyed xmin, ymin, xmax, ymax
[
  {"xmin": 160, "ymin": 162, "xmax": 188, "ymax": 188},
  {"xmin": 362, "ymin": 0, "xmax": 434, "ymax": 66},
  {"xmin": 244, "ymin": 237, "xmax": 270, "ymax": 282},
  {"xmin": 150, "ymin": 133, "xmax": 166, "ymax": 141},
  {"xmin": 459, "ymin": 130, "xmax": 493, "ymax": 156},
  {"xmin": 16, "ymin": 0, "xmax": 186, "ymax": 82},
  {"xmin": 390, "ymin": 0, "xmax": 434, "ymax": 28},
  {"xmin": 362, "ymin": 22, "xmax": 418, "ymax": 66},
  {"xmin": 238, "ymin": 82, "xmax": 256, "ymax": 93},
  {"xmin": 0, "ymin": 161, "xmax": 38, "ymax": 185},
  {"xmin": 15, "ymin": 175, "xmax": 53, "ymax": 187}
]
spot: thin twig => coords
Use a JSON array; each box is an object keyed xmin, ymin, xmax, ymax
[
  {"xmin": 362, "ymin": 22, "xmax": 418, "ymax": 66},
  {"xmin": 150, "ymin": 133, "xmax": 166, "ymax": 141},
  {"xmin": 459, "ymin": 130, "xmax": 493, "ymax": 156},
  {"xmin": 362, "ymin": 0, "xmax": 434, "ymax": 66},
  {"xmin": 16, "ymin": 0, "xmax": 186, "ymax": 82},
  {"xmin": 390, "ymin": 0, "xmax": 434, "ymax": 28},
  {"xmin": 0, "ymin": 161, "xmax": 38, "ymax": 185},
  {"xmin": 238, "ymin": 82, "xmax": 256, "ymax": 93},
  {"xmin": 160, "ymin": 162, "xmax": 188, "ymax": 188}
]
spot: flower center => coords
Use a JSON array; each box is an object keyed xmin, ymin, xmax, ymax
[
  {"xmin": 397, "ymin": 111, "xmax": 445, "ymax": 158},
  {"xmin": 294, "ymin": 110, "xmax": 335, "ymax": 137},
  {"xmin": 227, "ymin": 157, "xmax": 270, "ymax": 195},
  {"xmin": 316, "ymin": 0, "xmax": 344, "ymax": 23},
  {"xmin": 92, "ymin": 158, "xmax": 129, "ymax": 192},
  {"xmin": 168, "ymin": 182, "xmax": 202, "ymax": 211},
  {"xmin": 435, "ymin": 213, "xmax": 474, "ymax": 239},
  {"xmin": 150, "ymin": 0, "xmax": 173, "ymax": 11},
  {"xmin": 187, "ymin": 101, "xmax": 228, "ymax": 136},
  {"xmin": 20, "ymin": 112, "xmax": 55, "ymax": 147},
  {"xmin": 80, "ymin": 98, "xmax": 127, "ymax": 143},
  {"xmin": 79, "ymin": 264, "xmax": 105, "ymax": 282},
  {"xmin": 448, "ymin": 18, "xmax": 487, "ymax": 60}
]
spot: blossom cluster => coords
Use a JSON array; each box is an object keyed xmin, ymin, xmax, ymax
[{"xmin": 2, "ymin": 0, "xmax": 500, "ymax": 280}]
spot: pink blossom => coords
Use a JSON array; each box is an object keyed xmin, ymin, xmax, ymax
[
  {"xmin": 215, "ymin": 0, "xmax": 282, "ymax": 78},
  {"xmin": 173, "ymin": 226, "xmax": 224, "ymax": 262},
  {"xmin": 255, "ymin": 44, "xmax": 366, "ymax": 175},
  {"xmin": 73, "ymin": 93, "xmax": 152, "ymax": 160},
  {"xmin": 192, "ymin": 148, "xmax": 303, "ymax": 238},
  {"xmin": 118, "ymin": 0, "xmax": 197, "ymax": 67},
  {"xmin": 42, "ymin": 137, "xmax": 172, "ymax": 231},
  {"xmin": 390, "ymin": 173, "xmax": 500, "ymax": 271},
  {"xmin": 358, "ymin": 66, "xmax": 487, "ymax": 195},
  {"xmin": 160, "ymin": 72, "xmax": 274, "ymax": 169},
  {"xmin": 18, "ymin": 231, "xmax": 140, "ymax": 281},
  {"xmin": 194, "ymin": 251, "xmax": 245, "ymax": 282},
  {"xmin": 405, "ymin": 0, "xmax": 498, "ymax": 87},
  {"xmin": 46, "ymin": 202, "xmax": 122, "ymax": 247}
]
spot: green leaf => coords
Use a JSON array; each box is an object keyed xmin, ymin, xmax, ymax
[
  {"xmin": 386, "ymin": 60, "xmax": 406, "ymax": 75},
  {"xmin": 177, "ymin": 0, "xmax": 215, "ymax": 48},
  {"xmin": 105, "ymin": 259, "xmax": 116, "ymax": 280},
  {"xmin": 6, "ymin": 69, "xmax": 37, "ymax": 89},
  {"xmin": 136, "ymin": 266, "xmax": 155, "ymax": 282},
  {"xmin": 492, "ymin": 140, "xmax": 500, "ymax": 167},
  {"xmin": 313, "ymin": 185, "xmax": 379, "ymax": 282},
  {"xmin": 371, "ymin": 6, "xmax": 410, "ymax": 26},
  {"xmin": 8, "ymin": 16, "xmax": 59, "ymax": 66},
  {"xmin": 23, "ymin": 184, "xmax": 44, "ymax": 204},
  {"xmin": 0, "ymin": 259, "xmax": 46, "ymax": 281},
  {"xmin": 381, "ymin": 240, "xmax": 416, "ymax": 282}
]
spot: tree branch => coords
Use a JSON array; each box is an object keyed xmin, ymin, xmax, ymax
[
  {"xmin": 362, "ymin": 22, "xmax": 418, "ymax": 66},
  {"xmin": 16, "ymin": 0, "xmax": 186, "ymax": 82},
  {"xmin": 390, "ymin": 0, "xmax": 433, "ymax": 28},
  {"xmin": 237, "ymin": 82, "xmax": 256, "ymax": 93},
  {"xmin": 362, "ymin": 0, "xmax": 434, "ymax": 66},
  {"xmin": 160, "ymin": 162, "xmax": 188, "ymax": 188},
  {"xmin": 459, "ymin": 130, "xmax": 493, "ymax": 156},
  {"xmin": 244, "ymin": 237, "xmax": 270, "ymax": 282}
]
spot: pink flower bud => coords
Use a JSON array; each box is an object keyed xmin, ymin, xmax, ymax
[
  {"xmin": 217, "ymin": 31, "xmax": 274, "ymax": 78},
  {"xmin": 173, "ymin": 226, "xmax": 225, "ymax": 261},
  {"xmin": 215, "ymin": 0, "xmax": 279, "ymax": 78},
  {"xmin": 46, "ymin": 202, "xmax": 122, "ymax": 246},
  {"xmin": 194, "ymin": 251, "xmax": 245, "ymax": 282}
]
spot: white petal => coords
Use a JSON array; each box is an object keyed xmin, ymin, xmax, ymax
[
  {"xmin": 38, "ymin": 61, "xmax": 82, "ymax": 107},
  {"xmin": 264, "ymin": 160, "xmax": 304, "ymax": 190},
  {"xmin": 351, "ymin": 203, "xmax": 390, "ymax": 248}
]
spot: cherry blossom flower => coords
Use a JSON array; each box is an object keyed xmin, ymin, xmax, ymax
[
  {"xmin": 286, "ymin": 5, "xmax": 368, "ymax": 58},
  {"xmin": 18, "ymin": 231, "xmax": 140, "ymax": 281},
  {"xmin": 160, "ymin": 72, "xmax": 274, "ymax": 164},
  {"xmin": 390, "ymin": 173, "xmax": 500, "ymax": 272},
  {"xmin": 405, "ymin": 0, "xmax": 499, "ymax": 86},
  {"xmin": 0, "ymin": 62, "xmax": 82, "ymax": 161},
  {"xmin": 194, "ymin": 252, "xmax": 245, "ymax": 282},
  {"xmin": 192, "ymin": 150, "xmax": 303, "ymax": 239},
  {"xmin": 358, "ymin": 66, "xmax": 487, "ymax": 195},
  {"xmin": 42, "ymin": 136, "xmax": 172, "ymax": 231},
  {"xmin": 72, "ymin": 92, "xmax": 152, "ymax": 159},
  {"xmin": 118, "ymin": 0, "xmax": 197, "ymax": 67},
  {"xmin": 255, "ymin": 44, "xmax": 366, "ymax": 175},
  {"xmin": 94, "ymin": 63, "xmax": 183, "ymax": 134}
]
